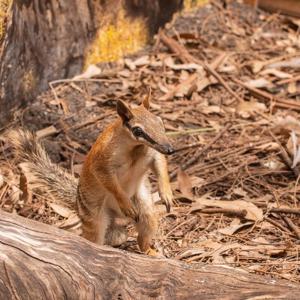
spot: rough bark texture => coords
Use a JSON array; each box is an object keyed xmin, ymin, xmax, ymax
[
  {"xmin": 0, "ymin": 210, "xmax": 299, "ymax": 299},
  {"xmin": 0, "ymin": 0, "xmax": 183, "ymax": 126}
]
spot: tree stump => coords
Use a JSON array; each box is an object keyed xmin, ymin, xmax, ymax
[{"xmin": 0, "ymin": 0, "xmax": 183, "ymax": 126}]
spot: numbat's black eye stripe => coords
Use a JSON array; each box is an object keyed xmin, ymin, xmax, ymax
[
  {"xmin": 125, "ymin": 123, "xmax": 157, "ymax": 145},
  {"xmin": 139, "ymin": 131, "xmax": 156, "ymax": 145},
  {"xmin": 132, "ymin": 127, "xmax": 144, "ymax": 137}
]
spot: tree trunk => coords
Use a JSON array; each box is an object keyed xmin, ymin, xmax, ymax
[
  {"xmin": 0, "ymin": 210, "xmax": 299, "ymax": 299},
  {"xmin": 0, "ymin": 0, "xmax": 183, "ymax": 126}
]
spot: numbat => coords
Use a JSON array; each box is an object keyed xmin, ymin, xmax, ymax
[{"xmin": 7, "ymin": 97, "xmax": 174, "ymax": 255}]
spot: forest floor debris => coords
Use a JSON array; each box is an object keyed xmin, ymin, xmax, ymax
[{"xmin": 1, "ymin": 1, "xmax": 300, "ymax": 282}]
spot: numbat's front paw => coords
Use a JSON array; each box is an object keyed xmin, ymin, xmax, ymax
[{"xmin": 160, "ymin": 189, "xmax": 174, "ymax": 213}]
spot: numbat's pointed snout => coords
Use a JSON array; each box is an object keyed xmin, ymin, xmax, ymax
[
  {"xmin": 156, "ymin": 143, "xmax": 175, "ymax": 155},
  {"xmin": 165, "ymin": 144, "xmax": 175, "ymax": 155}
]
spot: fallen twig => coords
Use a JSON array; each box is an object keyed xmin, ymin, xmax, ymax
[
  {"xmin": 170, "ymin": 123, "xmax": 232, "ymax": 180},
  {"xmin": 282, "ymin": 216, "xmax": 300, "ymax": 239},
  {"xmin": 203, "ymin": 156, "xmax": 258, "ymax": 186},
  {"xmin": 234, "ymin": 79, "xmax": 300, "ymax": 112},
  {"xmin": 277, "ymin": 74, "xmax": 300, "ymax": 85},
  {"xmin": 165, "ymin": 216, "xmax": 198, "ymax": 238},
  {"xmin": 265, "ymin": 217, "xmax": 291, "ymax": 234},
  {"xmin": 167, "ymin": 127, "xmax": 214, "ymax": 138},
  {"xmin": 269, "ymin": 130, "xmax": 300, "ymax": 177},
  {"xmin": 269, "ymin": 207, "xmax": 300, "ymax": 215},
  {"xmin": 191, "ymin": 207, "xmax": 247, "ymax": 219}
]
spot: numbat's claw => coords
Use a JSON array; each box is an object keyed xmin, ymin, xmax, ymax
[{"xmin": 145, "ymin": 248, "xmax": 164, "ymax": 257}]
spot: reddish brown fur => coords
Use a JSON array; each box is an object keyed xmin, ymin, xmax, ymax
[
  {"xmin": 78, "ymin": 101, "xmax": 173, "ymax": 252},
  {"xmin": 7, "ymin": 99, "xmax": 173, "ymax": 254}
]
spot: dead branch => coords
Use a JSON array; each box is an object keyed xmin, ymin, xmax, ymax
[
  {"xmin": 282, "ymin": 216, "xmax": 300, "ymax": 239},
  {"xmin": 159, "ymin": 31, "xmax": 244, "ymax": 103},
  {"xmin": 0, "ymin": 211, "xmax": 299, "ymax": 299}
]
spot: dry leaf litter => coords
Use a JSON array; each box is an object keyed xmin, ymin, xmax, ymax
[{"xmin": 1, "ymin": 1, "xmax": 300, "ymax": 282}]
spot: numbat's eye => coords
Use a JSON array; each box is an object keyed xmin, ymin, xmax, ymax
[{"xmin": 132, "ymin": 127, "xmax": 144, "ymax": 137}]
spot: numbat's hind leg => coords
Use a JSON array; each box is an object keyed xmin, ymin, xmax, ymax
[
  {"xmin": 78, "ymin": 197, "xmax": 109, "ymax": 245},
  {"xmin": 105, "ymin": 212, "xmax": 128, "ymax": 247},
  {"xmin": 134, "ymin": 177, "xmax": 158, "ymax": 254}
]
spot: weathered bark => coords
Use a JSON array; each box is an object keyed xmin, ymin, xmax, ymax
[
  {"xmin": 0, "ymin": 0, "xmax": 183, "ymax": 126},
  {"xmin": 0, "ymin": 210, "xmax": 299, "ymax": 299}
]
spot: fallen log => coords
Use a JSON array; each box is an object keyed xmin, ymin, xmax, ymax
[{"xmin": 0, "ymin": 210, "xmax": 299, "ymax": 299}]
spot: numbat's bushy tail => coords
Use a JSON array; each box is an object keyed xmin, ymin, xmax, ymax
[{"xmin": 6, "ymin": 129, "xmax": 77, "ymax": 209}]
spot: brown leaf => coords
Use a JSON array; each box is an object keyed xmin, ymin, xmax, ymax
[
  {"xmin": 252, "ymin": 60, "xmax": 265, "ymax": 73},
  {"xmin": 245, "ymin": 78, "xmax": 272, "ymax": 89},
  {"xmin": 36, "ymin": 125, "xmax": 58, "ymax": 139},
  {"xmin": 232, "ymin": 187, "xmax": 248, "ymax": 197},
  {"xmin": 164, "ymin": 56, "xmax": 203, "ymax": 71},
  {"xmin": 176, "ymin": 248, "xmax": 205, "ymax": 260},
  {"xmin": 49, "ymin": 203, "xmax": 73, "ymax": 218},
  {"xmin": 237, "ymin": 100, "xmax": 267, "ymax": 119},
  {"xmin": 194, "ymin": 196, "xmax": 263, "ymax": 221},
  {"xmin": 19, "ymin": 173, "xmax": 32, "ymax": 204},
  {"xmin": 57, "ymin": 212, "xmax": 81, "ymax": 229},
  {"xmin": 73, "ymin": 164, "xmax": 83, "ymax": 176},
  {"xmin": 72, "ymin": 64, "xmax": 102, "ymax": 80},
  {"xmin": 0, "ymin": 173, "xmax": 4, "ymax": 189},
  {"xmin": 201, "ymin": 105, "xmax": 223, "ymax": 115},
  {"xmin": 288, "ymin": 82, "xmax": 297, "ymax": 94},
  {"xmin": 132, "ymin": 55, "xmax": 149, "ymax": 66},
  {"xmin": 268, "ymin": 57, "xmax": 300, "ymax": 69},
  {"xmin": 218, "ymin": 221, "xmax": 253, "ymax": 235},
  {"xmin": 159, "ymin": 73, "xmax": 198, "ymax": 100},
  {"xmin": 261, "ymin": 68, "xmax": 292, "ymax": 79},
  {"xmin": 177, "ymin": 169, "xmax": 194, "ymax": 199}
]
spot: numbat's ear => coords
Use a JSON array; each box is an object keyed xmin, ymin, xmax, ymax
[
  {"xmin": 142, "ymin": 88, "xmax": 151, "ymax": 110},
  {"xmin": 116, "ymin": 100, "xmax": 133, "ymax": 122}
]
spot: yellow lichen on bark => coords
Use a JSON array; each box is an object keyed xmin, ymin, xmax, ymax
[
  {"xmin": 0, "ymin": 0, "xmax": 10, "ymax": 42},
  {"xmin": 84, "ymin": 9, "xmax": 148, "ymax": 68},
  {"xmin": 184, "ymin": 0, "xmax": 208, "ymax": 10},
  {"xmin": 84, "ymin": 1, "xmax": 208, "ymax": 68}
]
